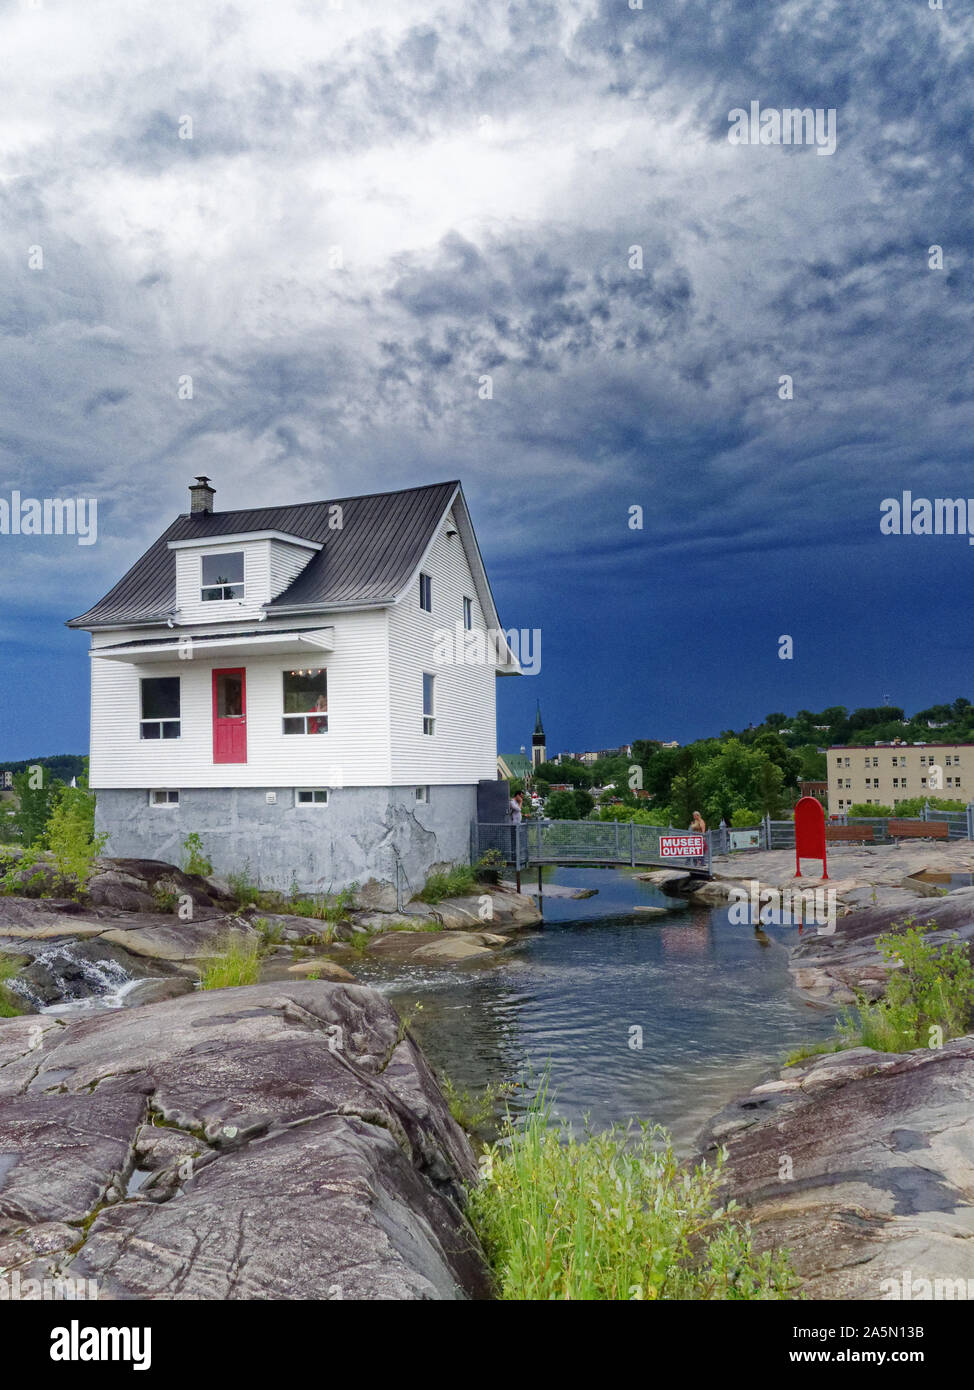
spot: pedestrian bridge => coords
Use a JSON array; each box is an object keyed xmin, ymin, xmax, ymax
[{"xmin": 474, "ymin": 820, "xmax": 713, "ymax": 878}]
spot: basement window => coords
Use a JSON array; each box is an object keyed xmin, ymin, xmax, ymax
[
  {"xmin": 140, "ymin": 677, "xmax": 181, "ymax": 739},
  {"xmin": 149, "ymin": 789, "xmax": 179, "ymax": 806},
  {"xmin": 283, "ymin": 668, "xmax": 328, "ymax": 734},
  {"xmin": 415, "ymin": 786, "xmax": 429, "ymax": 803},
  {"xmin": 295, "ymin": 788, "xmax": 329, "ymax": 806},
  {"xmin": 201, "ymin": 551, "xmax": 244, "ymax": 602}
]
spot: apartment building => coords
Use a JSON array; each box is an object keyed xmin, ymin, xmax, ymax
[{"xmin": 828, "ymin": 743, "xmax": 974, "ymax": 812}]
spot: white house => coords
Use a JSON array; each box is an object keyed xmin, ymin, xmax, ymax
[{"xmin": 68, "ymin": 477, "xmax": 518, "ymax": 901}]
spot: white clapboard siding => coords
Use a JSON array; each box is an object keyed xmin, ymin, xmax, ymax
[
  {"xmin": 388, "ymin": 511, "xmax": 498, "ymax": 785},
  {"xmin": 89, "ymin": 608, "xmax": 391, "ymax": 788}
]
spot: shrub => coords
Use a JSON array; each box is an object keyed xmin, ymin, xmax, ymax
[
  {"xmin": 730, "ymin": 808, "xmax": 761, "ymax": 828},
  {"xmin": 199, "ymin": 935, "xmax": 261, "ymax": 990},
  {"xmin": 843, "ymin": 914, "xmax": 974, "ymax": 1052},
  {"xmin": 847, "ymin": 803, "xmax": 893, "ymax": 818},
  {"xmin": 182, "ymin": 833, "xmax": 213, "ymax": 877},
  {"xmin": 468, "ymin": 1095, "xmax": 799, "ymax": 1301},
  {"xmin": 46, "ymin": 786, "xmax": 108, "ymax": 890}
]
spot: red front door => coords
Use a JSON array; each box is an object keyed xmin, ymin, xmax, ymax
[{"xmin": 213, "ymin": 668, "xmax": 247, "ymax": 763}]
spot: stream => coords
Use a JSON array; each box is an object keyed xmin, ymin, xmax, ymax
[{"xmin": 348, "ymin": 866, "xmax": 841, "ymax": 1152}]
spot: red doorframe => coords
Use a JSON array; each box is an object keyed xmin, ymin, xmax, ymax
[{"xmin": 212, "ymin": 668, "xmax": 247, "ymax": 764}]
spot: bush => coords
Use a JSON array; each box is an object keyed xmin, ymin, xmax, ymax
[
  {"xmin": 843, "ymin": 915, "xmax": 974, "ymax": 1052},
  {"xmin": 199, "ymin": 935, "xmax": 261, "ymax": 990},
  {"xmin": 468, "ymin": 1095, "xmax": 799, "ymax": 1301},
  {"xmin": 415, "ymin": 864, "xmax": 477, "ymax": 903},
  {"xmin": 730, "ymin": 809, "xmax": 761, "ymax": 828},
  {"xmin": 182, "ymin": 833, "xmax": 213, "ymax": 877},
  {"xmin": 847, "ymin": 803, "xmax": 893, "ymax": 818},
  {"xmin": 46, "ymin": 786, "xmax": 108, "ymax": 890}
]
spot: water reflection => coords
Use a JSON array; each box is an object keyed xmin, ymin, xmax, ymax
[{"xmin": 352, "ymin": 866, "xmax": 839, "ymax": 1153}]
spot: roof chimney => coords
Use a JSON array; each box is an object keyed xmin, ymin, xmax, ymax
[{"xmin": 189, "ymin": 476, "xmax": 215, "ymax": 514}]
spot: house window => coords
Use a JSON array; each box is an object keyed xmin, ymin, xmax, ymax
[
  {"xmin": 423, "ymin": 672, "xmax": 435, "ymax": 735},
  {"xmin": 140, "ymin": 677, "xmax": 181, "ymax": 739},
  {"xmin": 201, "ymin": 551, "xmax": 244, "ymax": 602},
  {"xmin": 295, "ymin": 788, "xmax": 329, "ymax": 805},
  {"xmin": 282, "ymin": 668, "xmax": 328, "ymax": 734},
  {"xmin": 419, "ymin": 572, "xmax": 432, "ymax": 612},
  {"xmin": 415, "ymin": 786, "xmax": 429, "ymax": 803},
  {"xmin": 149, "ymin": 789, "xmax": 179, "ymax": 806},
  {"xmin": 463, "ymin": 596, "xmax": 472, "ymax": 631}
]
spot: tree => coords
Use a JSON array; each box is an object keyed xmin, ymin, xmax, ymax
[
  {"xmin": 572, "ymin": 789, "xmax": 595, "ymax": 819},
  {"xmin": 12, "ymin": 769, "xmax": 60, "ymax": 845},
  {"xmin": 544, "ymin": 790, "xmax": 578, "ymax": 820},
  {"xmin": 754, "ymin": 759, "xmax": 785, "ymax": 818}
]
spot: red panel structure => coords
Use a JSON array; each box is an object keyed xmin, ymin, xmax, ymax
[{"xmin": 794, "ymin": 795, "xmax": 828, "ymax": 879}]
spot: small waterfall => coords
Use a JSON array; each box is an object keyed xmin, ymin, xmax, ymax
[{"xmin": 9, "ymin": 943, "xmax": 140, "ymax": 1014}]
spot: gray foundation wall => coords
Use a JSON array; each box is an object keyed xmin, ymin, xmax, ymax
[{"xmin": 95, "ymin": 786, "xmax": 478, "ymax": 906}]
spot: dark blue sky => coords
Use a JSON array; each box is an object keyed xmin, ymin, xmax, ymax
[{"xmin": 1, "ymin": 0, "xmax": 972, "ymax": 762}]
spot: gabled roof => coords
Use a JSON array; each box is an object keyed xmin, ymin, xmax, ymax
[{"xmin": 67, "ymin": 480, "xmax": 487, "ymax": 630}]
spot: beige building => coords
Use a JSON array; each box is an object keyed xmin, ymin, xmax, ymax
[{"xmin": 828, "ymin": 744, "xmax": 974, "ymax": 812}]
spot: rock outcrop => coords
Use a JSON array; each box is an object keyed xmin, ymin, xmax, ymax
[
  {"xmin": 0, "ymin": 983, "xmax": 491, "ymax": 1300},
  {"xmin": 790, "ymin": 888, "xmax": 974, "ymax": 1004},
  {"xmin": 698, "ymin": 1037, "xmax": 974, "ymax": 1300}
]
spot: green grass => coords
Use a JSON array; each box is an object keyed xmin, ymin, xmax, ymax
[
  {"xmin": 0, "ymin": 956, "xmax": 27, "ymax": 1017},
  {"xmin": 414, "ymin": 863, "xmax": 478, "ymax": 903},
  {"xmin": 199, "ymin": 935, "xmax": 261, "ymax": 990},
  {"xmin": 467, "ymin": 1092, "xmax": 799, "ymax": 1301},
  {"xmin": 286, "ymin": 886, "xmax": 357, "ymax": 924},
  {"xmin": 783, "ymin": 1037, "xmax": 845, "ymax": 1067}
]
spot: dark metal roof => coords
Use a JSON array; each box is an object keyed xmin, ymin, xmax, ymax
[{"xmin": 67, "ymin": 481, "xmax": 461, "ymax": 629}]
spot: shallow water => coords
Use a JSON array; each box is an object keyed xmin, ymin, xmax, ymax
[{"xmin": 349, "ymin": 867, "xmax": 840, "ymax": 1152}]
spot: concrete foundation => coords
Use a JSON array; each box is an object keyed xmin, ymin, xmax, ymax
[{"xmin": 94, "ymin": 786, "xmax": 478, "ymax": 906}]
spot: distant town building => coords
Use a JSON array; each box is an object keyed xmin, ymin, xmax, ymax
[
  {"xmin": 0, "ymin": 771, "xmax": 12, "ymax": 790},
  {"xmin": 828, "ymin": 744, "xmax": 974, "ymax": 811},
  {"xmin": 497, "ymin": 751, "xmax": 533, "ymax": 781},
  {"xmin": 531, "ymin": 703, "xmax": 546, "ymax": 768}
]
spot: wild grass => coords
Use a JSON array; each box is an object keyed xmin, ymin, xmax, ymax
[
  {"xmin": 440, "ymin": 1075, "xmax": 516, "ymax": 1135},
  {"xmin": 287, "ymin": 886, "xmax": 357, "ymax": 924},
  {"xmin": 415, "ymin": 863, "xmax": 477, "ymax": 903},
  {"xmin": 199, "ymin": 935, "xmax": 261, "ymax": 990},
  {"xmin": 467, "ymin": 1090, "xmax": 799, "ymax": 1301}
]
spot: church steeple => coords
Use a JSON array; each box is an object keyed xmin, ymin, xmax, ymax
[{"xmin": 531, "ymin": 702, "xmax": 546, "ymax": 767}]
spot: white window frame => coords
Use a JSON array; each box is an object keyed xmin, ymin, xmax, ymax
[
  {"xmin": 415, "ymin": 786, "xmax": 430, "ymax": 803},
  {"xmin": 282, "ymin": 668, "xmax": 328, "ymax": 735},
  {"xmin": 200, "ymin": 550, "xmax": 245, "ymax": 603},
  {"xmin": 140, "ymin": 676, "xmax": 181, "ymax": 740},
  {"xmin": 423, "ymin": 672, "xmax": 435, "ymax": 735},
  {"xmin": 294, "ymin": 788, "xmax": 329, "ymax": 806},
  {"xmin": 149, "ymin": 789, "xmax": 180, "ymax": 807}
]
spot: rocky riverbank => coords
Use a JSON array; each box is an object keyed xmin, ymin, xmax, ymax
[
  {"xmin": 0, "ymin": 982, "xmax": 491, "ymax": 1299},
  {"xmin": 0, "ymin": 856, "xmax": 542, "ymax": 1010}
]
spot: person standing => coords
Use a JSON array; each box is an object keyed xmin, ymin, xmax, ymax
[{"xmin": 509, "ymin": 791, "xmax": 523, "ymax": 863}]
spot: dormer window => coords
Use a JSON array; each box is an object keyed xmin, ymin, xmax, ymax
[{"xmin": 201, "ymin": 551, "xmax": 244, "ymax": 602}]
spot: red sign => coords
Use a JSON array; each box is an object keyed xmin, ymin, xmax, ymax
[
  {"xmin": 660, "ymin": 834, "xmax": 705, "ymax": 858},
  {"xmin": 794, "ymin": 796, "xmax": 828, "ymax": 879}
]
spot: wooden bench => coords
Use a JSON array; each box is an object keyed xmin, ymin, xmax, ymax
[
  {"xmin": 887, "ymin": 819, "xmax": 949, "ymax": 841},
  {"xmin": 825, "ymin": 824, "xmax": 875, "ymax": 843}
]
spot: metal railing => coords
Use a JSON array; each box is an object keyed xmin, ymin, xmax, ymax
[
  {"xmin": 713, "ymin": 802, "xmax": 974, "ymax": 853},
  {"xmin": 474, "ymin": 820, "xmax": 712, "ymax": 873}
]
